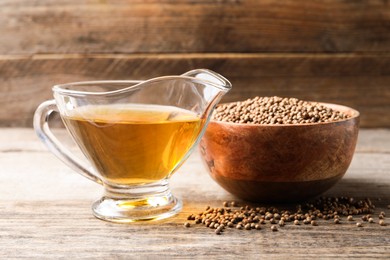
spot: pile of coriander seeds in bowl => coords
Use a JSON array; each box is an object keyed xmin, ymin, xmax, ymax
[
  {"xmin": 212, "ymin": 96, "xmax": 350, "ymax": 125},
  {"xmin": 199, "ymin": 96, "xmax": 360, "ymax": 202}
]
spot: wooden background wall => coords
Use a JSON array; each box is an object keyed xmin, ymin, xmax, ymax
[{"xmin": 0, "ymin": 0, "xmax": 389, "ymax": 127}]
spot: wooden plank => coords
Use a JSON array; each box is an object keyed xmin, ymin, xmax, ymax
[
  {"xmin": 0, "ymin": 128, "xmax": 389, "ymax": 258},
  {"xmin": 1, "ymin": 0, "xmax": 390, "ymax": 54},
  {"xmin": 0, "ymin": 53, "xmax": 389, "ymax": 127}
]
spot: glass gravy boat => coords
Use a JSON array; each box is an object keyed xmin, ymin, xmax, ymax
[{"xmin": 34, "ymin": 69, "xmax": 231, "ymax": 223}]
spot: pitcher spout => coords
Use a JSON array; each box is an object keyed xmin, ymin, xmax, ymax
[
  {"xmin": 180, "ymin": 69, "xmax": 232, "ymax": 119},
  {"xmin": 181, "ymin": 69, "xmax": 232, "ymax": 94}
]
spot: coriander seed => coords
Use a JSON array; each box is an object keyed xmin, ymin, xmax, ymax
[
  {"xmin": 271, "ymin": 225, "xmax": 278, "ymax": 232},
  {"xmin": 356, "ymin": 222, "xmax": 363, "ymax": 227},
  {"xmin": 379, "ymin": 220, "xmax": 386, "ymax": 226}
]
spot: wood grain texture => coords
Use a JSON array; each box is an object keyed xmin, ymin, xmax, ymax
[
  {"xmin": 1, "ymin": 0, "xmax": 390, "ymax": 54},
  {"xmin": 1, "ymin": 53, "xmax": 389, "ymax": 127},
  {"xmin": 1, "ymin": 1, "xmax": 390, "ymax": 128},
  {"xmin": 0, "ymin": 128, "xmax": 389, "ymax": 258}
]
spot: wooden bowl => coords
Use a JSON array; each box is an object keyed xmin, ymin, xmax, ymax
[{"xmin": 200, "ymin": 103, "xmax": 360, "ymax": 202}]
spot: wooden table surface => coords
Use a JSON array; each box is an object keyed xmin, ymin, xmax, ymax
[{"xmin": 0, "ymin": 128, "xmax": 389, "ymax": 258}]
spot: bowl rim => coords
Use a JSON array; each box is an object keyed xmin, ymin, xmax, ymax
[{"xmin": 211, "ymin": 101, "xmax": 360, "ymax": 127}]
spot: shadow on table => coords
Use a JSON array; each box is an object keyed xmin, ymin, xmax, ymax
[{"xmin": 324, "ymin": 178, "xmax": 390, "ymax": 202}]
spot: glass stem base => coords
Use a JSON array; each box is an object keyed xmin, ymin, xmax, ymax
[{"xmin": 92, "ymin": 179, "xmax": 182, "ymax": 223}]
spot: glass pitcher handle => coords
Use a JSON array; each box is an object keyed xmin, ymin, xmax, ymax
[{"xmin": 33, "ymin": 100, "xmax": 103, "ymax": 185}]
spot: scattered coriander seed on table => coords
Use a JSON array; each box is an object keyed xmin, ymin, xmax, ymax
[
  {"xmin": 271, "ymin": 225, "xmax": 278, "ymax": 232},
  {"xmin": 184, "ymin": 196, "xmax": 383, "ymax": 234}
]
